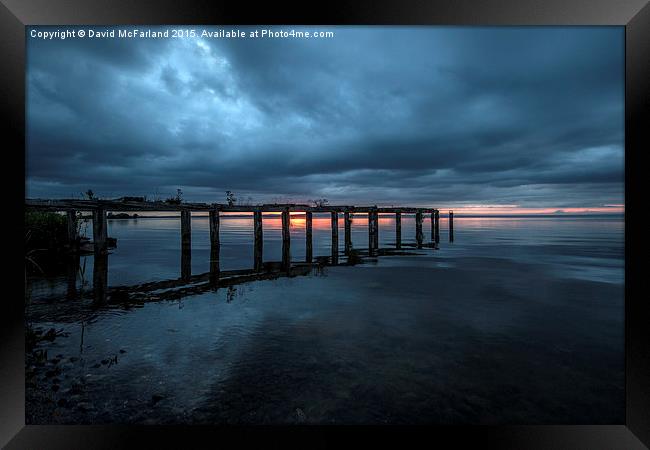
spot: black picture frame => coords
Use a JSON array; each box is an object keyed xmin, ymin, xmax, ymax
[{"xmin": 2, "ymin": 1, "xmax": 648, "ymax": 448}]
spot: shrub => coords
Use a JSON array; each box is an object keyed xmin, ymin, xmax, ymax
[{"xmin": 25, "ymin": 211, "xmax": 70, "ymax": 253}]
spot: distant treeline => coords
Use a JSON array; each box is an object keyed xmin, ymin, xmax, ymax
[{"xmin": 107, "ymin": 212, "xmax": 139, "ymax": 219}]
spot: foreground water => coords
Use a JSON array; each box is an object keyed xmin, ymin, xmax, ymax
[{"xmin": 26, "ymin": 215, "xmax": 625, "ymax": 424}]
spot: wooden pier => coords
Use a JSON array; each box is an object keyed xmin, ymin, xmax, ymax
[{"xmin": 26, "ymin": 198, "xmax": 454, "ymax": 287}]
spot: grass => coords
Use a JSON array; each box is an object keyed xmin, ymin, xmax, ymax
[{"xmin": 25, "ymin": 210, "xmax": 71, "ymax": 253}]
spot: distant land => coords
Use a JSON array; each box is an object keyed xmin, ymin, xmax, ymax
[{"xmin": 83, "ymin": 212, "xmax": 625, "ymax": 219}]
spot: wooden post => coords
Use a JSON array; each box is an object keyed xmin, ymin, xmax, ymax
[
  {"xmin": 449, "ymin": 210, "xmax": 454, "ymax": 242},
  {"xmin": 331, "ymin": 211, "xmax": 339, "ymax": 264},
  {"xmin": 368, "ymin": 211, "xmax": 375, "ymax": 255},
  {"xmin": 209, "ymin": 209, "xmax": 220, "ymax": 285},
  {"xmin": 67, "ymin": 210, "xmax": 77, "ymax": 246},
  {"xmin": 434, "ymin": 210, "xmax": 440, "ymax": 243},
  {"xmin": 305, "ymin": 211, "xmax": 313, "ymax": 263},
  {"xmin": 281, "ymin": 208, "xmax": 290, "ymax": 269},
  {"xmin": 395, "ymin": 212, "xmax": 401, "ymax": 249},
  {"xmin": 254, "ymin": 210, "xmax": 263, "ymax": 271},
  {"xmin": 181, "ymin": 209, "xmax": 191, "ymax": 280},
  {"xmin": 367, "ymin": 209, "xmax": 379, "ymax": 255},
  {"xmin": 181, "ymin": 209, "xmax": 192, "ymax": 245},
  {"xmin": 92, "ymin": 207, "xmax": 107, "ymax": 255},
  {"xmin": 209, "ymin": 208, "xmax": 220, "ymax": 249},
  {"xmin": 373, "ymin": 212, "xmax": 379, "ymax": 251},
  {"xmin": 415, "ymin": 210, "xmax": 423, "ymax": 248},
  {"xmin": 344, "ymin": 211, "xmax": 352, "ymax": 255}
]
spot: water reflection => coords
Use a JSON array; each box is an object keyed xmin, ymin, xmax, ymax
[
  {"xmin": 32, "ymin": 247, "xmax": 425, "ymax": 325},
  {"xmin": 449, "ymin": 211, "xmax": 454, "ymax": 242},
  {"xmin": 28, "ymin": 215, "xmax": 624, "ymax": 299},
  {"xmin": 66, "ymin": 254, "xmax": 80, "ymax": 300},
  {"xmin": 92, "ymin": 253, "xmax": 108, "ymax": 305},
  {"xmin": 209, "ymin": 245, "xmax": 220, "ymax": 286},
  {"xmin": 25, "ymin": 215, "xmax": 625, "ymax": 425}
]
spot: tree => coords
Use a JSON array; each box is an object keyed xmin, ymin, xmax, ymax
[
  {"xmin": 312, "ymin": 198, "xmax": 329, "ymax": 207},
  {"xmin": 226, "ymin": 191, "xmax": 237, "ymax": 206},
  {"xmin": 164, "ymin": 188, "xmax": 183, "ymax": 205},
  {"xmin": 85, "ymin": 189, "xmax": 94, "ymax": 200}
]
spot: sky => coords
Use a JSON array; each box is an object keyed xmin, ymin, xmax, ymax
[{"xmin": 26, "ymin": 26, "xmax": 624, "ymax": 214}]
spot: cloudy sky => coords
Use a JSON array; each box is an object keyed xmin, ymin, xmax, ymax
[{"xmin": 26, "ymin": 26, "xmax": 624, "ymax": 214}]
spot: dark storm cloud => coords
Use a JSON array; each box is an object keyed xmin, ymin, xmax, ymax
[{"xmin": 26, "ymin": 26, "xmax": 624, "ymax": 208}]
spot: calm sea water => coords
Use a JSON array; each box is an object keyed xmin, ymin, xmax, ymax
[{"xmin": 26, "ymin": 215, "xmax": 625, "ymax": 424}]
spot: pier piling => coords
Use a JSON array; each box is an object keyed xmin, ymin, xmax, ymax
[
  {"xmin": 209, "ymin": 209, "xmax": 220, "ymax": 249},
  {"xmin": 395, "ymin": 212, "xmax": 401, "ymax": 249},
  {"xmin": 67, "ymin": 210, "xmax": 77, "ymax": 246},
  {"xmin": 181, "ymin": 209, "xmax": 191, "ymax": 280},
  {"xmin": 254, "ymin": 210, "xmax": 263, "ymax": 271},
  {"xmin": 344, "ymin": 211, "xmax": 352, "ymax": 255},
  {"xmin": 305, "ymin": 211, "xmax": 313, "ymax": 263},
  {"xmin": 368, "ymin": 209, "xmax": 378, "ymax": 256},
  {"xmin": 449, "ymin": 210, "xmax": 454, "ymax": 242},
  {"xmin": 368, "ymin": 211, "xmax": 373, "ymax": 254},
  {"xmin": 181, "ymin": 209, "xmax": 192, "ymax": 246},
  {"xmin": 282, "ymin": 208, "xmax": 291, "ymax": 269},
  {"xmin": 416, "ymin": 210, "xmax": 424, "ymax": 248},
  {"xmin": 373, "ymin": 211, "xmax": 379, "ymax": 250},
  {"xmin": 92, "ymin": 207, "xmax": 108, "ymax": 255},
  {"xmin": 209, "ymin": 209, "xmax": 220, "ymax": 283},
  {"xmin": 434, "ymin": 210, "xmax": 440, "ymax": 243},
  {"xmin": 331, "ymin": 211, "xmax": 339, "ymax": 263}
]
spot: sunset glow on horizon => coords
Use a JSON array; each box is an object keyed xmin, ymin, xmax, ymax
[{"xmin": 132, "ymin": 205, "xmax": 625, "ymax": 219}]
